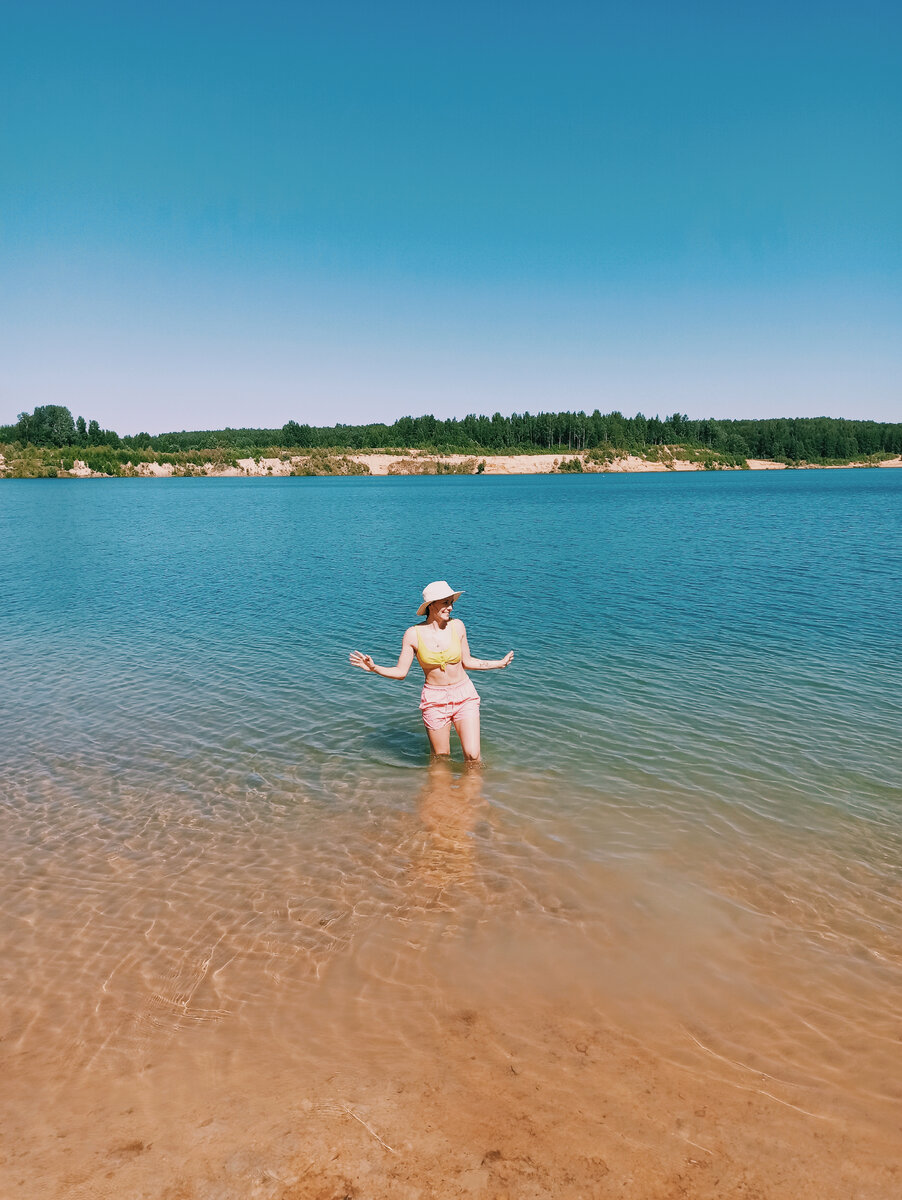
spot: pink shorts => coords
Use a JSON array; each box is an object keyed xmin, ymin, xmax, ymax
[{"xmin": 419, "ymin": 677, "xmax": 481, "ymax": 731}]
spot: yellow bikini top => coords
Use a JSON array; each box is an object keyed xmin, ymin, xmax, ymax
[{"xmin": 416, "ymin": 623, "xmax": 462, "ymax": 668}]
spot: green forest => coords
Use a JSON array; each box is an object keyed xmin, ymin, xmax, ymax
[{"xmin": 2, "ymin": 404, "xmax": 901, "ymax": 466}]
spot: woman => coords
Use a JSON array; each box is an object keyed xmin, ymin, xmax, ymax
[{"xmin": 349, "ymin": 580, "xmax": 514, "ymax": 762}]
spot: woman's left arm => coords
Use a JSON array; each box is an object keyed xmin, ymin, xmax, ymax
[{"xmin": 459, "ymin": 621, "xmax": 514, "ymax": 671}]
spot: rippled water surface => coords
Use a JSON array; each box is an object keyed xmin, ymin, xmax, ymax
[{"xmin": 2, "ymin": 470, "xmax": 901, "ymax": 1198}]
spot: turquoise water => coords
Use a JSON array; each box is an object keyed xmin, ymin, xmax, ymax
[
  {"xmin": 2, "ymin": 469, "xmax": 901, "ymax": 1196},
  {"xmin": 4, "ymin": 471, "xmax": 900, "ymax": 832},
  {"xmin": 5, "ymin": 469, "xmax": 900, "ymax": 787}
]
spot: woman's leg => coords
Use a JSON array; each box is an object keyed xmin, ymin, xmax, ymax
[
  {"xmin": 452, "ymin": 712, "xmax": 481, "ymax": 762},
  {"xmin": 425, "ymin": 723, "xmax": 452, "ymax": 757}
]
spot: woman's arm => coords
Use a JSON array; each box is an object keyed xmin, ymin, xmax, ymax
[
  {"xmin": 458, "ymin": 621, "xmax": 514, "ymax": 671},
  {"xmin": 349, "ymin": 632, "xmax": 416, "ymax": 679}
]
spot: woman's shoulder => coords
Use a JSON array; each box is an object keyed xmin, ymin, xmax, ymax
[
  {"xmin": 452, "ymin": 617, "xmax": 466, "ymax": 633},
  {"xmin": 403, "ymin": 624, "xmax": 423, "ymax": 642}
]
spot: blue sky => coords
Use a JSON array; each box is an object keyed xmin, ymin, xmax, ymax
[{"xmin": 2, "ymin": 1, "xmax": 900, "ymax": 434}]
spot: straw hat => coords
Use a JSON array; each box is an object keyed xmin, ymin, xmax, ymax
[{"xmin": 417, "ymin": 580, "xmax": 464, "ymax": 617}]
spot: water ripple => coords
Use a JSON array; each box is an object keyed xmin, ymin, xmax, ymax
[{"xmin": 1, "ymin": 471, "xmax": 901, "ymax": 1193}]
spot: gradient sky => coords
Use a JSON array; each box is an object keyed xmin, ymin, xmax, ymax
[{"xmin": 2, "ymin": 0, "xmax": 900, "ymax": 434}]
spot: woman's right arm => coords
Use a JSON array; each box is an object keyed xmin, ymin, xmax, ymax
[{"xmin": 349, "ymin": 632, "xmax": 416, "ymax": 680}]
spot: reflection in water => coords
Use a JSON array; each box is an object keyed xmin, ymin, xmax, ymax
[{"xmin": 413, "ymin": 758, "xmax": 485, "ymax": 900}]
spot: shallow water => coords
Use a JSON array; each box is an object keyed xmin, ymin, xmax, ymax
[{"xmin": 2, "ymin": 470, "xmax": 901, "ymax": 1197}]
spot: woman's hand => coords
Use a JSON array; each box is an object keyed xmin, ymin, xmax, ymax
[
  {"xmin": 499, "ymin": 651, "xmax": 514, "ymax": 668},
  {"xmin": 349, "ymin": 637, "xmax": 415, "ymax": 680}
]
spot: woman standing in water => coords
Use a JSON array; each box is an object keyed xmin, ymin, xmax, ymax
[{"xmin": 349, "ymin": 581, "xmax": 514, "ymax": 762}]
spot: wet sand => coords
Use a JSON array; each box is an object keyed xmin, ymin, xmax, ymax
[
  {"xmin": 6, "ymin": 986, "xmax": 895, "ymax": 1200},
  {"xmin": 2, "ymin": 761, "xmax": 900, "ymax": 1199}
]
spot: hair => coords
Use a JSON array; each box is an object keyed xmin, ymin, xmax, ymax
[{"xmin": 424, "ymin": 598, "xmax": 456, "ymax": 622}]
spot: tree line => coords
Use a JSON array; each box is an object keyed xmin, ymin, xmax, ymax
[
  {"xmin": 1, "ymin": 406, "xmax": 122, "ymax": 448},
  {"xmin": 3, "ymin": 404, "xmax": 901, "ymax": 463}
]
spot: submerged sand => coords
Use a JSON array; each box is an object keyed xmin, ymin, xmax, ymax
[
  {"xmin": 3, "ymin": 758, "xmax": 899, "ymax": 1199},
  {"xmin": 8, "ymin": 989, "xmax": 894, "ymax": 1200}
]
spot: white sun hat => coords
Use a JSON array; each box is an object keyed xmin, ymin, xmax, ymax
[{"xmin": 416, "ymin": 580, "xmax": 464, "ymax": 617}]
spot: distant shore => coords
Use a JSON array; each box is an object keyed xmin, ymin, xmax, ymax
[
  {"xmin": 345, "ymin": 452, "xmax": 902, "ymax": 476},
  {"xmin": 2, "ymin": 448, "xmax": 901, "ymax": 479}
]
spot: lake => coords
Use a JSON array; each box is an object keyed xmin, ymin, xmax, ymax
[{"xmin": 2, "ymin": 469, "xmax": 901, "ymax": 1198}]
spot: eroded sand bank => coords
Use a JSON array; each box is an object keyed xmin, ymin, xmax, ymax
[{"xmin": 27, "ymin": 452, "xmax": 902, "ymax": 478}]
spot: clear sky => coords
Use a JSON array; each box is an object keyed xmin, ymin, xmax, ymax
[{"xmin": 2, "ymin": 0, "xmax": 900, "ymax": 435}]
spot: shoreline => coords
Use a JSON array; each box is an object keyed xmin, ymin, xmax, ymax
[{"xmin": 2, "ymin": 449, "xmax": 900, "ymax": 479}]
